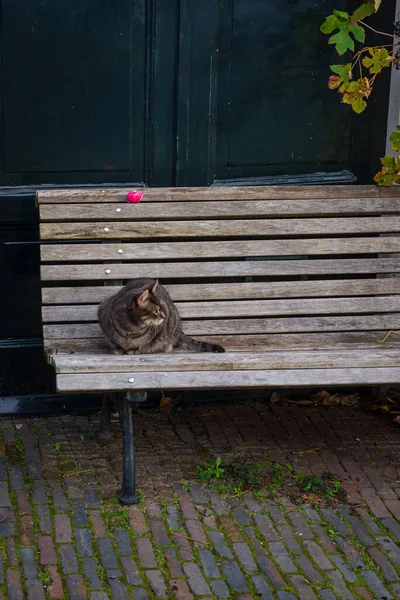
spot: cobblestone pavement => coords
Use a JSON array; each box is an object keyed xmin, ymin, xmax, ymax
[{"xmin": 1, "ymin": 401, "xmax": 400, "ymax": 599}]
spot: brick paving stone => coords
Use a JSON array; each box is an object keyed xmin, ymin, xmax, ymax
[
  {"xmin": 146, "ymin": 570, "xmax": 169, "ymax": 599},
  {"xmin": 296, "ymin": 554, "xmax": 324, "ymax": 583},
  {"xmin": 331, "ymin": 555, "xmax": 359, "ymax": 582},
  {"xmin": 108, "ymin": 579, "xmax": 130, "ymax": 600},
  {"xmin": 355, "ymin": 508, "xmax": 383, "ymax": 535},
  {"xmin": 276, "ymin": 592, "xmax": 297, "ymax": 600},
  {"xmin": 378, "ymin": 536, "xmax": 400, "ymax": 566},
  {"xmin": 204, "ymin": 515, "xmax": 218, "ymax": 529},
  {"xmin": 233, "ymin": 542, "xmax": 257, "ymax": 573},
  {"xmin": 114, "ymin": 528, "xmax": 132, "ymax": 556},
  {"xmin": 59, "ymin": 544, "xmax": 79, "ymax": 574},
  {"xmin": 121, "ymin": 556, "xmax": 143, "ymax": 585},
  {"xmin": 209, "ymin": 530, "xmax": 233, "ymax": 558},
  {"xmin": 146, "ymin": 500, "xmax": 162, "ymax": 519},
  {"xmin": 232, "ymin": 505, "xmax": 252, "ymax": 526},
  {"xmin": 46, "ymin": 565, "xmax": 64, "ymax": 599},
  {"xmin": 336, "ymin": 537, "xmax": 366, "ymax": 570},
  {"xmin": 0, "ymin": 458, "xmax": 6, "ymax": 480},
  {"xmin": 208, "ymin": 490, "xmax": 229, "ymax": 515},
  {"xmin": 32, "ymin": 480, "xmax": 48, "ymax": 504},
  {"xmin": 326, "ymin": 570, "xmax": 358, "ymax": 600},
  {"xmin": 85, "ymin": 488, "xmax": 101, "ymax": 508},
  {"xmin": 221, "ymin": 560, "xmax": 248, "ymax": 592},
  {"xmin": 385, "ymin": 500, "xmax": 400, "ymax": 521},
  {"xmin": 16, "ymin": 491, "xmax": 31, "ymax": 514},
  {"xmin": 162, "ymin": 547, "xmax": 183, "ymax": 578},
  {"xmin": 173, "ymin": 531, "xmax": 194, "ymax": 561},
  {"xmin": 219, "ymin": 515, "xmax": 244, "ymax": 542},
  {"xmin": 98, "ymin": 537, "xmax": 118, "ymax": 570},
  {"xmin": 183, "ymin": 562, "xmax": 212, "ymax": 595},
  {"xmin": 257, "ymin": 555, "xmax": 287, "ymax": 587},
  {"xmin": 75, "ymin": 528, "xmax": 93, "ymax": 556},
  {"xmin": 278, "ymin": 524, "xmax": 303, "ymax": 555},
  {"xmin": 367, "ymin": 546, "xmax": 399, "ymax": 581},
  {"xmin": 362, "ymin": 569, "xmax": 395, "ymax": 599},
  {"xmin": 252, "ymin": 575, "xmax": 274, "ymax": 599},
  {"xmin": 36, "ymin": 504, "xmax": 52, "ymax": 534},
  {"xmin": 71, "ymin": 500, "xmax": 88, "ymax": 526},
  {"xmin": 82, "ymin": 557, "xmax": 101, "ymax": 591},
  {"xmin": 55, "ymin": 513, "xmax": 72, "ymax": 543},
  {"xmin": 198, "ymin": 549, "xmax": 220, "ymax": 579},
  {"xmin": 52, "ymin": 488, "xmax": 69, "ymax": 511},
  {"xmin": 149, "ymin": 519, "xmax": 170, "ymax": 546},
  {"xmin": 19, "ymin": 514, "xmax": 34, "ymax": 545},
  {"xmin": 26, "ymin": 580, "xmax": 46, "ymax": 600},
  {"xmin": 243, "ymin": 526, "xmax": 268, "ymax": 556},
  {"xmin": 302, "ymin": 505, "xmax": 321, "ymax": 522},
  {"xmin": 170, "ymin": 579, "xmax": 194, "ymax": 600},
  {"xmin": 128, "ymin": 506, "xmax": 148, "ymax": 534},
  {"xmin": 179, "ymin": 494, "xmax": 198, "ymax": 519},
  {"xmin": 382, "ymin": 517, "xmax": 400, "ymax": 543},
  {"xmin": 91, "ymin": 594, "xmax": 110, "ymax": 600},
  {"xmin": 136, "ymin": 537, "xmax": 157, "ymax": 569},
  {"xmin": 321, "ymin": 507, "xmax": 351, "ymax": 536},
  {"xmin": 347, "ymin": 516, "xmax": 375, "ymax": 546},
  {"xmin": 353, "ymin": 586, "xmax": 374, "ymax": 600},
  {"xmin": 210, "ymin": 579, "xmax": 229, "ymax": 599},
  {"xmin": 269, "ymin": 541, "xmax": 297, "ymax": 574},
  {"xmin": 310, "ymin": 523, "xmax": 337, "ymax": 553},
  {"xmin": 6, "ymin": 569, "xmax": 24, "ymax": 600},
  {"xmin": 253, "ymin": 514, "xmax": 279, "ymax": 542},
  {"xmin": 131, "ymin": 589, "xmax": 149, "ymax": 600},
  {"xmin": 90, "ymin": 510, "xmax": 107, "ymax": 537},
  {"xmin": 166, "ymin": 505, "xmax": 181, "ymax": 531},
  {"xmin": 189, "ymin": 484, "xmax": 208, "ymax": 504},
  {"xmin": 38, "ymin": 536, "xmax": 57, "ymax": 565},
  {"xmin": 19, "ymin": 547, "xmax": 37, "ymax": 579},
  {"xmin": 286, "ymin": 511, "xmax": 314, "ymax": 539},
  {"xmin": 319, "ymin": 590, "xmax": 337, "ymax": 600},
  {"xmin": 67, "ymin": 574, "xmax": 87, "ymax": 600},
  {"xmin": 289, "ymin": 574, "xmax": 318, "ymax": 600},
  {"xmin": 391, "ymin": 582, "xmax": 400, "ymax": 598},
  {"xmin": 304, "ymin": 540, "xmax": 334, "ymax": 570},
  {"xmin": 243, "ymin": 493, "xmax": 263, "ymax": 513},
  {"xmin": 0, "ymin": 522, "xmax": 14, "ymax": 536},
  {"xmin": 8, "ymin": 466, "xmax": 23, "ymax": 490}
]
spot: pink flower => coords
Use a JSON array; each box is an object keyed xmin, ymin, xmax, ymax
[{"xmin": 126, "ymin": 190, "xmax": 144, "ymax": 203}]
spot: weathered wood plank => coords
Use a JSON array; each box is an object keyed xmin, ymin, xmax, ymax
[
  {"xmin": 56, "ymin": 367, "xmax": 400, "ymax": 392},
  {"xmin": 40, "ymin": 237, "xmax": 400, "ymax": 263},
  {"xmin": 41, "ymin": 296, "xmax": 400, "ymax": 323},
  {"xmin": 40, "ymin": 278, "xmax": 400, "ymax": 305},
  {"xmin": 40, "ymin": 258, "xmax": 400, "ymax": 281},
  {"xmin": 52, "ymin": 348, "xmax": 400, "ymax": 373},
  {"xmin": 35, "ymin": 216, "xmax": 400, "ymax": 242},
  {"xmin": 43, "ymin": 331, "xmax": 394, "ymax": 354},
  {"xmin": 43, "ymin": 313, "xmax": 400, "ymax": 339},
  {"xmin": 36, "ymin": 185, "xmax": 400, "ymax": 204}
]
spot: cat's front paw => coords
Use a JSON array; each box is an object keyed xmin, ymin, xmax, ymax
[
  {"xmin": 126, "ymin": 349, "xmax": 138, "ymax": 355},
  {"xmin": 111, "ymin": 348, "xmax": 124, "ymax": 355},
  {"xmin": 212, "ymin": 345, "xmax": 225, "ymax": 353}
]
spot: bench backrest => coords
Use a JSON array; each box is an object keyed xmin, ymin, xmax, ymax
[{"xmin": 37, "ymin": 186, "xmax": 400, "ymax": 354}]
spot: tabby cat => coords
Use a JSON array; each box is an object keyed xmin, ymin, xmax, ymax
[{"xmin": 98, "ymin": 278, "xmax": 225, "ymax": 354}]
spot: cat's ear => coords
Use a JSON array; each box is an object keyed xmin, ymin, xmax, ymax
[
  {"xmin": 150, "ymin": 279, "xmax": 159, "ymax": 293},
  {"xmin": 135, "ymin": 289, "xmax": 150, "ymax": 306}
]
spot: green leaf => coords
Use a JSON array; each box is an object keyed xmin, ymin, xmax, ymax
[
  {"xmin": 349, "ymin": 23, "xmax": 365, "ymax": 43},
  {"xmin": 333, "ymin": 10, "xmax": 349, "ymax": 19},
  {"xmin": 381, "ymin": 155, "xmax": 396, "ymax": 170},
  {"xmin": 374, "ymin": 170, "xmax": 397, "ymax": 186},
  {"xmin": 320, "ymin": 14, "xmax": 339, "ymax": 34},
  {"xmin": 352, "ymin": 96, "xmax": 367, "ymax": 113},
  {"xmin": 330, "ymin": 63, "xmax": 352, "ymax": 78},
  {"xmin": 328, "ymin": 75, "xmax": 342, "ymax": 89},
  {"xmin": 329, "ymin": 30, "xmax": 355, "ymax": 55},
  {"xmin": 362, "ymin": 47, "xmax": 392, "ymax": 74},
  {"xmin": 351, "ymin": 2, "xmax": 375, "ymax": 23},
  {"xmin": 216, "ymin": 457, "xmax": 221, "ymax": 467},
  {"xmin": 346, "ymin": 81, "xmax": 360, "ymax": 92},
  {"xmin": 389, "ymin": 130, "xmax": 400, "ymax": 152}
]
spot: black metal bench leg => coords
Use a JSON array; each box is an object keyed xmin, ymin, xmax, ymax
[
  {"xmin": 99, "ymin": 393, "xmax": 115, "ymax": 445},
  {"xmin": 118, "ymin": 391, "xmax": 146, "ymax": 506}
]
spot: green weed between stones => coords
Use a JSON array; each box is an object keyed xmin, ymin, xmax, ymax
[{"xmin": 194, "ymin": 455, "xmax": 346, "ymax": 505}]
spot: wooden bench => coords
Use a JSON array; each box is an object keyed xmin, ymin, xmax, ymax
[{"xmin": 37, "ymin": 185, "xmax": 400, "ymax": 503}]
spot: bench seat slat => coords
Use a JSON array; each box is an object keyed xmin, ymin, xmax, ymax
[
  {"xmin": 43, "ymin": 313, "xmax": 400, "ymax": 339},
  {"xmin": 51, "ymin": 349, "xmax": 400, "ymax": 373},
  {"xmin": 40, "ymin": 279, "xmax": 400, "ymax": 305},
  {"xmin": 41, "ymin": 296, "xmax": 400, "ymax": 323},
  {"xmin": 56, "ymin": 367, "xmax": 400, "ymax": 392},
  {"xmin": 43, "ymin": 332, "xmax": 393, "ymax": 353},
  {"xmin": 36, "ymin": 185, "xmax": 400, "ymax": 204},
  {"xmin": 40, "ymin": 237, "xmax": 400, "ymax": 262},
  {"xmin": 36, "ymin": 216, "xmax": 400, "ymax": 242},
  {"xmin": 40, "ymin": 258, "xmax": 400, "ymax": 281}
]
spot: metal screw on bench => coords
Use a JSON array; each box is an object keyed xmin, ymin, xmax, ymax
[
  {"xmin": 116, "ymin": 208, "xmax": 122, "ymax": 213},
  {"xmin": 118, "ymin": 391, "xmax": 146, "ymax": 505},
  {"xmin": 105, "ymin": 269, "xmax": 111, "ymax": 274},
  {"xmin": 104, "ymin": 227, "xmax": 109, "ymax": 232}
]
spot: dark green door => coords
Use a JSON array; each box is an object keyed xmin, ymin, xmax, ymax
[{"xmin": 0, "ymin": 0, "xmax": 393, "ymax": 401}]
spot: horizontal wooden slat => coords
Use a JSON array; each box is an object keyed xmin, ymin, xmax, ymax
[
  {"xmin": 56, "ymin": 367, "xmax": 400, "ymax": 392},
  {"xmin": 34, "ymin": 215, "xmax": 400, "ymax": 242},
  {"xmin": 36, "ymin": 185, "xmax": 400, "ymax": 204},
  {"xmin": 43, "ymin": 314, "xmax": 400, "ymax": 339},
  {"xmin": 40, "ymin": 258, "xmax": 400, "ymax": 281},
  {"xmin": 51, "ymin": 348, "xmax": 400, "ymax": 373},
  {"xmin": 43, "ymin": 332, "xmax": 395, "ymax": 354},
  {"xmin": 40, "ymin": 279, "xmax": 400, "ymax": 305},
  {"xmin": 40, "ymin": 237, "xmax": 400, "ymax": 263},
  {"xmin": 41, "ymin": 296, "xmax": 400, "ymax": 323}
]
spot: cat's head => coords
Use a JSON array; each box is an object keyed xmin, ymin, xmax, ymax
[{"xmin": 130, "ymin": 280, "xmax": 165, "ymax": 326}]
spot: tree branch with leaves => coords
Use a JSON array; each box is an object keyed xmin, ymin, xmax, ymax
[{"xmin": 321, "ymin": 0, "xmax": 400, "ymax": 185}]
